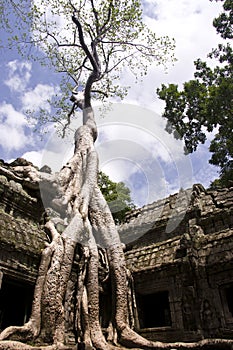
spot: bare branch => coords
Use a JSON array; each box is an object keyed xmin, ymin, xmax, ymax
[
  {"xmin": 92, "ymin": 89, "xmax": 108, "ymax": 98},
  {"xmin": 68, "ymin": 0, "xmax": 87, "ymax": 14},
  {"xmin": 72, "ymin": 13, "xmax": 99, "ymax": 72},
  {"xmin": 45, "ymin": 30, "xmax": 82, "ymax": 49},
  {"xmin": 101, "ymin": 39, "xmax": 156, "ymax": 53},
  {"xmin": 61, "ymin": 103, "xmax": 77, "ymax": 139},
  {"xmin": 98, "ymin": 0, "xmax": 113, "ymax": 37},
  {"xmin": 90, "ymin": 0, "xmax": 100, "ymax": 35},
  {"xmin": 105, "ymin": 52, "xmax": 138, "ymax": 74}
]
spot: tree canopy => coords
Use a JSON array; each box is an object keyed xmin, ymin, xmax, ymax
[
  {"xmin": 157, "ymin": 0, "xmax": 233, "ymax": 188},
  {"xmin": 1, "ymin": 0, "xmax": 174, "ymax": 133}
]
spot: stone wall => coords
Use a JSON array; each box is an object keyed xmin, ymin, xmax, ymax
[
  {"xmin": 119, "ymin": 185, "xmax": 233, "ymax": 342},
  {"xmin": 0, "ymin": 160, "xmax": 47, "ymax": 330},
  {"xmin": 0, "ymin": 160, "xmax": 46, "ymax": 283}
]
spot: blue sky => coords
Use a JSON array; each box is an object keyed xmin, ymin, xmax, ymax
[{"xmin": 0, "ymin": 0, "xmax": 223, "ymax": 207}]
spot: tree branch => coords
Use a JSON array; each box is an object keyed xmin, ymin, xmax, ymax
[
  {"xmin": 98, "ymin": 0, "xmax": 113, "ymax": 38},
  {"xmin": 90, "ymin": 0, "xmax": 100, "ymax": 35},
  {"xmin": 72, "ymin": 13, "xmax": 98, "ymax": 72}
]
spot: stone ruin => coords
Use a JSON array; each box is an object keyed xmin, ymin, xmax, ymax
[{"xmin": 0, "ymin": 158, "xmax": 233, "ymax": 344}]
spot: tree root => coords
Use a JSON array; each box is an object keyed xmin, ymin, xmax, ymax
[
  {"xmin": 0, "ymin": 341, "xmax": 76, "ymax": 350},
  {"xmin": 0, "ymin": 318, "xmax": 41, "ymax": 343},
  {"xmin": 0, "ymin": 338, "xmax": 233, "ymax": 350},
  {"xmin": 0, "ymin": 340, "xmax": 54, "ymax": 350},
  {"xmin": 118, "ymin": 330, "xmax": 233, "ymax": 349}
]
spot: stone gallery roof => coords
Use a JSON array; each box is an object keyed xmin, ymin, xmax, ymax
[
  {"xmin": 119, "ymin": 184, "xmax": 202, "ymax": 246},
  {"xmin": 0, "ymin": 159, "xmax": 47, "ymax": 257},
  {"xmin": 119, "ymin": 185, "xmax": 233, "ymax": 273},
  {"xmin": 119, "ymin": 185, "xmax": 233, "ymax": 244},
  {"xmin": 0, "ymin": 211, "xmax": 46, "ymax": 256}
]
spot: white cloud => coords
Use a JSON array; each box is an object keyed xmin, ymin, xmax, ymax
[
  {"xmin": 0, "ymin": 103, "xmax": 32, "ymax": 151},
  {"xmin": 123, "ymin": 0, "xmax": 224, "ymax": 114},
  {"xmin": 0, "ymin": 126, "xmax": 28, "ymax": 151},
  {"xmin": 4, "ymin": 60, "xmax": 32, "ymax": 92},
  {"xmin": 100, "ymin": 0, "xmax": 223, "ymax": 203},
  {"xmin": 191, "ymin": 143, "xmax": 220, "ymax": 188},
  {"xmin": 21, "ymin": 84, "xmax": 60, "ymax": 113},
  {"xmin": 94, "ymin": 103, "xmax": 193, "ymax": 206},
  {"xmin": 0, "ymin": 103, "xmax": 27, "ymax": 127},
  {"xmin": 0, "ymin": 76, "xmax": 61, "ymax": 156},
  {"xmin": 21, "ymin": 150, "xmax": 43, "ymax": 168}
]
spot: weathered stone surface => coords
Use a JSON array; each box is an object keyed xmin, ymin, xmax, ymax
[{"xmin": 119, "ymin": 185, "xmax": 233, "ymax": 342}]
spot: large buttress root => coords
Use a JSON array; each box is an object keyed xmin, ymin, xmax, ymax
[
  {"xmin": 89, "ymin": 187, "xmax": 159, "ymax": 349},
  {"xmin": 84, "ymin": 220, "xmax": 109, "ymax": 350},
  {"xmin": 0, "ymin": 220, "xmax": 62, "ymax": 343}
]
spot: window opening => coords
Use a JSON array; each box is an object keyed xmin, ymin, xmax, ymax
[
  {"xmin": 225, "ymin": 286, "xmax": 233, "ymax": 317},
  {"xmin": 136, "ymin": 290, "xmax": 171, "ymax": 328},
  {"xmin": 0, "ymin": 277, "xmax": 34, "ymax": 330}
]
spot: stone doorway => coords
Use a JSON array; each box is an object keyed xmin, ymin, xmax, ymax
[
  {"xmin": 136, "ymin": 290, "xmax": 171, "ymax": 329},
  {"xmin": 0, "ymin": 276, "xmax": 34, "ymax": 331}
]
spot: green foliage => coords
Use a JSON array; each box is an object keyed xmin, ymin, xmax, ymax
[
  {"xmin": 212, "ymin": 0, "xmax": 233, "ymax": 39},
  {"xmin": 1, "ymin": 0, "xmax": 175, "ymax": 132},
  {"xmin": 157, "ymin": 0, "xmax": 233, "ymax": 187},
  {"xmin": 209, "ymin": 161, "xmax": 233, "ymax": 189},
  {"xmin": 98, "ymin": 171, "xmax": 135, "ymax": 224}
]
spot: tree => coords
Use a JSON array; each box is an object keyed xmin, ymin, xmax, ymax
[
  {"xmin": 157, "ymin": 0, "xmax": 233, "ymax": 188},
  {"xmin": 0, "ymin": 1, "xmax": 233, "ymax": 350},
  {"xmin": 209, "ymin": 160, "xmax": 233, "ymax": 189},
  {"xmin": 98, "ymin": 171, "xmax": 135, "ymax": 224},
  {"xmin": 0, "ymin": 0, "xmax": 174, "ymax": 132},
  {"xmin": 0, "ymin": 1, "xmax": 171, "ymax": 349}
]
